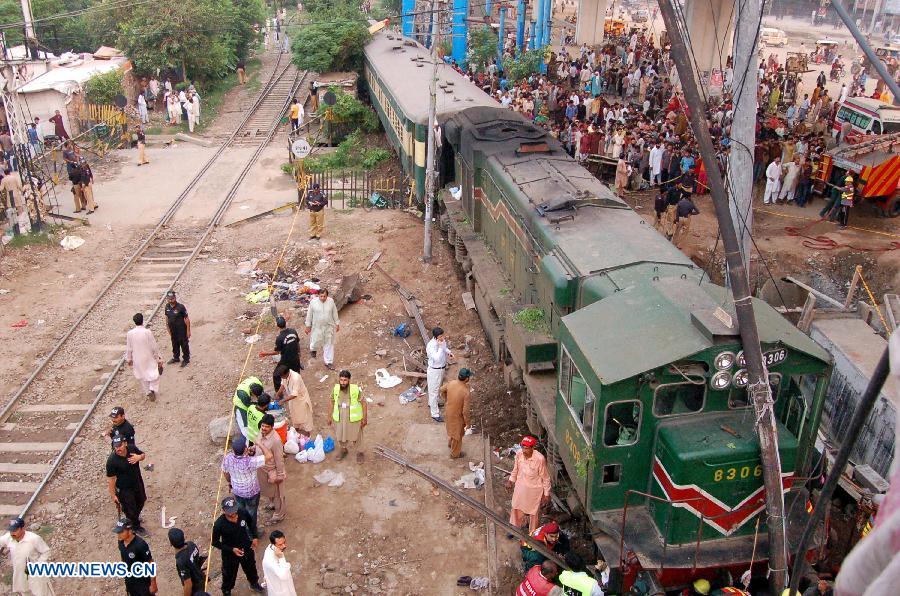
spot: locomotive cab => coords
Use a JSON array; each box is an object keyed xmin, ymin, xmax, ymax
[{"xmin": 555, "ymin": 276, "xmax": 831, "ymax": 584}]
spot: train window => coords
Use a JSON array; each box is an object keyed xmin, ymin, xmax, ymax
[
  {"xmin": 728, "ymin": 373, "xmax": 781, "ymax": 409},
  {"xmin": 653, "ymin": 382, "xmax": 705, "ymax": 416},
  {"xmin": 784, "ymin": 375, "xmax": 811, "ymax": 435},
  {"xmin": 559, "ymin": 348, "xmax": 573, "ymax": 400},
  {"xmin": 602, "ymin": 464, "xmax": 621, "ymax": 485},
  {"xmin": 560, "ymin": 347, "xmax": 597, "ymax": 439},
  {"xmin": 604, "ymin": 401, "xmax": 641, "ymax": 446}
]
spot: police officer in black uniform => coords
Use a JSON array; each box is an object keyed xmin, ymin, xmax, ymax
[
  {"xmin": 169, "ymin": 527, "xmax": 206, "ymax": 595},
  {"xmin": 272, "ymin": 316, "xmax": 302, "ymax": 391},
  {"xmin": 212, "ymin": 496, "xmax": 264, "ymax": 595},
  {"xmin": 104, "ymin": 406, "xmax": 136, "ymax": 448},
  {"xmin": 164, "ymin": 290, "xmax": 191, "ymax": 367},
  {"xmin": 114, "ymin": 518, "xmax": 157, "ymax": 596}
]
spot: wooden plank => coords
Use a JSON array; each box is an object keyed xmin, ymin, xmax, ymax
[
  {"xmin": 366, "ymin": 251, "xmax": 383, "ymax": 271},
  {"xmin": 398, "ymin": 370, "xmax": 427, "ymax": 379},
  {"xmin": 19, "ymin": 404, "xmax": 91, "ymax": 413},
  {"xmin": 798, "ymin": 293, "xmax": 817, "ymax": 333},
  {"xmin": 0, "ymin": 482, "xmax": 41, "ymax": 493},
  {"xmin": 0, "ymin": 463, "xmax": 52, "ymax": 474},
  {"xmin": 0, "ymin": 442, "xmax": 67, "ymax": 453},
  {"xmin": 462, "ymin": 291, "xmax": 476, "ymax": 310}
]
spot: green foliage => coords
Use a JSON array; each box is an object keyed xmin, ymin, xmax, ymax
[
  {"xmin": 502, "ymin": 49, "xmax": 544, "ymax": 83},
  {"xmin": 0, "ymin": 0, "xmax": 110, "ymax": 53},
  {"xmin": 281, "ymin": 162, "xmax": 295, "ymax": 175},
  {"xmin": 371, "ymin": 0, "xmax": 400, "ymax": 20},
  {"xmin": 302, "ymin": 131, "xmax": 390, "ymax": 172},
  {"xmin": 467, "ymin": 26, "xmax": 497, "ymax": 73},
  {"xmin": 319, "ymin": 88, "xmax": 379, "ymax": 132},
  {"xmin": 291, "ymin": 7, "xmax": 369, "ymax": 73},
  {"xmin": 360, "ymin": 146, "xmax": 390, "ymax": 169},
  {"xmin": 513, "ymin": 307, "xmax": 548, "ymax": 333},
  {"xmin": 84, "ymin": 69, "xmax": 123, "ymax": 105}
]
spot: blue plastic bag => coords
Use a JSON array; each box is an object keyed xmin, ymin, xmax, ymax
[{"xmin": 323, "ymin": 436, "xmax": 335, "ymax": 453}]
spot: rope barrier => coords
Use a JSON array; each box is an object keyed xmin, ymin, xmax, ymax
[
  {"xmin": 857, "ymin": 267, "xmax": 891, "ymax": 334},
  {"xmin": 202, "ymin": 204, "xmax": 303, "ymax": 591}
]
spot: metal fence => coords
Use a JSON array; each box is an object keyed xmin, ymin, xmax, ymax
[{"xmin": 303, "ymin": 169, "xmax": 409, "ymax": 209}]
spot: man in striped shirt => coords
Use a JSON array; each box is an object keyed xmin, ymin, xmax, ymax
[{"xmin": 221, "ymin": 436, "xmax": 272, "ymax": 530}]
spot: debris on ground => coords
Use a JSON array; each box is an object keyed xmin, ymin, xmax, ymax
[
  {"xmin": 208, "ymin": 415, "xmax": 231, "ymax": 443},
  {"xmin": 60, "ymin": 236, "xmax": 85, "ymax": 250},
  {"xmin": 399, "ymin": 386, "xmax": 423, "ymax": 404},
  {"xmin": 374, "ymin": 368, "xmax": 402, "ymax": 388},
  {"xmin": 454, "ymin": 462, "xmax": 485, "ymax": 490}
]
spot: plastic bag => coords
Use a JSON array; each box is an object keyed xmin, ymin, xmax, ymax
[
  {"xmin": 399, "ymin": 386, "xmax": 423, "ymax": 404},
  {"xmin": 284, "ymin": 438, "xmax": 300, "ymax": 455},
  {"xmin": 375, "ymin": 368, "xmax": 402, "ymax": 388},
  {"xmin": 308, "ymin": 435, "xmax": 325, "ymax": 463},
  {"xmin": 294, "ymin": 449, "xmax": 309, "ymax": 463},
  {"xmin": 313, "ymin": 469, "xmax": 345, "ymax": 487},
  {"xmin": 323, "ymin": 436, "xmax": 335, "ymax": 453}
]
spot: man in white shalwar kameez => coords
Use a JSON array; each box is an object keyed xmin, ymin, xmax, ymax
[
  {"xmin": 262, "ymin": 530, "xmax": 298, "ymax": 596},
  {"xmin": 125, "ymin": 313, "xmax": 162, "ymax": 401},
  {"xmin": 305, "ymin": 289, "xmax": 339, "ymax": 370},
  {"xmin": 0, "ymin": 517, "xmax": 55, "ymax": 596}
]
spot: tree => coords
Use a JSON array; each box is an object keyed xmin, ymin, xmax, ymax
[
  {"xmin": 467, "ymin": 26, "xmax": 496, "ymax": 73},
  {"xmin": 502, "ymin": 49, "xmax": 543, "ymax": 83},
  {"xmin": 291, "ymin": 8, "xmax": 369, "ymax": 73},
  {"xmin": 0, "ymin": 0, "xmax": 109, "ymax": 54},
  {"xmin": 84, "ymin": 68, "xmax": 123, "ymax": 104},
  {"xmin": 115, "ymin": 2, "xmax": 239, "ymax": 83},
  {"xmin": 230, "ymin": 0, "xmax": 265, "ymax": 60}
]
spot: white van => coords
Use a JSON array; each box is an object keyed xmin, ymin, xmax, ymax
[
  {"xmin": 760, "ymin": 28, "xmax": 788, "ymax": 47},
  {"xmin": 833, "ymin": 96, "xmax": 900, "ymax": 139}
]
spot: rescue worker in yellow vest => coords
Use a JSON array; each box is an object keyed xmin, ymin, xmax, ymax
[
  {"xmin": 559, "ymin": 552, "xmax": 604, "ymax": 596},
  {"xmin": 232, "ymin": 377, "xmax": 264, "ymax": 441},
  {"xmin": 329, "ymin": 369, "xmax": 367, "ymax": 463},
  {"xmin": 838, "ymin": 173, "xmax": 855, "ymax": 229}
]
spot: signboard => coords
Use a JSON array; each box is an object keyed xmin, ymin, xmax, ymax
[
  {"xmin": 885, "ymin": 0, "xmax": 900, "ymax": 16},
  {"xmin": 291, "ymin": 138, "xmax": 311, "ymax": 159}
]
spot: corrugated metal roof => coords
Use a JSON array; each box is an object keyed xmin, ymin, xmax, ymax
[{"xmin": 16, "ymin": 56, "xmax": 127, "ymax": 94}]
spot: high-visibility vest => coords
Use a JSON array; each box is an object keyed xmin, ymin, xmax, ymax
[
  {"xmin": 232, "ymin": 376, "xmax": 263, "ymax": 414},
  {"xmin": 246, "ymin": 406, "xmax": 267, "ymax": 443},
  {"xmin": 517, "ymin": 564, "xmax": 556, "ymax": 596},
  {"xmin": 332, "ymin": 384, "xmax": 363, "ymax": 423},
  {"xmin": 558, "ymin": 570, "xmax": 598, "ymax": 596}
]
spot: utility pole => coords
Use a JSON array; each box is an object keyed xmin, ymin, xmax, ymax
[
  {"xmin": 20, "ymin": 0, "xmax": 35, "ymax": 58},
  {"xmin": 728, "ymin": 0, "xmax": 761, "ymax": 274},
  {"xmin": 656, "ymin": 1, "xmax": 788, "ymax": 593},
  {"xmin": 422, "ymin": 0, "xmax": 441, "ymax": 262}
]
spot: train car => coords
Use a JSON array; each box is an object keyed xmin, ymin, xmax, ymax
[
  {"xmin": 363, "ymin": 31, "xmax": 498, "ymax": 205},
  {"xmin": 365, "ymin": 33, "xmax": 834, "ymax": 592}
]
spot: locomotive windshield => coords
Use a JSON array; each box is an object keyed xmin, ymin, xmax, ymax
[{"xmin": 654, "ymin": 382, "xmax": 705, "ymax": 416}]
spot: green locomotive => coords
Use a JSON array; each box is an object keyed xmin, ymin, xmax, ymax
[{"xmin": 364, "ymin": 33, "xmax": 833, "ymax": 591}]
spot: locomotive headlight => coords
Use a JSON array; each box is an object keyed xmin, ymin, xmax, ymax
[
  {"xmin": 714, "ymin": 351, "xmax": 736, "ymax": 371},
  {"xmin": 736, "ymin": 351, "xmax": 746, "ymax": 367},
  {"xmin": 733, "ymin": 369, "xmax": 749, "ymax": 388},
  {"xmin": 711, "ymin": 371, "xmax": 732, "ymax": 390}
]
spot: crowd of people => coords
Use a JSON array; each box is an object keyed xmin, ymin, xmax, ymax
[{"xmin": 441, "ymin": 19, "xmax": 883, "ymax": 248}]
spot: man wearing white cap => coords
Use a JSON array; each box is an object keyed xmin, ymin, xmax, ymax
[
  {"xmin": 0, "ymin": 517, "xmax": 55, "ymax": 595},
  {"xmin": 125, "ymin": 313, "xmax": 163, "ymax": 401}
]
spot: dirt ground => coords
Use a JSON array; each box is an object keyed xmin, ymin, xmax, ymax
[
  {"xmin": 16, "ymin": 208, "xmax": 501, "ymax": 595},
  {"xmin": 0, "ymin": 45, "xmax": 506, "ymax": 595},
  {"xmin": 619, "ymin": 185, "xmax": 900, "ymax": 302}
]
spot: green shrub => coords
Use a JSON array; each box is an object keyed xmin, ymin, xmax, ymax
[{"xmin": 84, "ymin": 69, "xmax": 124, "ymax": 105}]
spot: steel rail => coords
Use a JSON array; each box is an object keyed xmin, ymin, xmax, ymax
[
  {"xmin": 17, "ymin": 66, "xmax": 309, "ymax": 518},
  {"xmin": 0, "ymin": 55, "xmax": 291, "ymax": 426}
]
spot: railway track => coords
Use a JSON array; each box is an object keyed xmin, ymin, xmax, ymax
[
  {"xmin": 0, "ymin": 57, "xmax": 309, "ymax": 518},
  {"xmin": 234, "ymin": 60, "xmax": 302, "ymax": 144}
]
